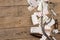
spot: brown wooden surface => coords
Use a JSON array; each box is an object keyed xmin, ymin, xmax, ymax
[{"xmin": 0, "ymin": 0, "xmax": 60, "ymax": 40}]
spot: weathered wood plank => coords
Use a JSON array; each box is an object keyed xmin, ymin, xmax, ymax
[
  {"xmin": 0, "ymin": 27, "xmax": 40, "ymax": 40},
  {"xmin": 54, "ymin": 5, "xmax": 60, "ymax": 13},
  {"xmin": 0, "ymin": 0, "xmax": 28, "ymax": 6},
  {"xmin": 0, "ymin": 6, "xmax": 35, "ymax": 28},
  {"xmin": 0, "ymin": 0, "xmax": 59, "ymax": 40},
  {"xmin": 14, "ymin": 0, "xmax": 28, "ymax": 5},
  {"xmin": 58, "ymin": 25, "xmax": 60, "ymax": 30},
  {"xmin": 0, "ymin": 27, "xmax": 34, "ymax": 39},
  {"xmin": 0, "ymin": 0, "xmax": 60, "ymax": 6},
  {"xmin": 50, "ymin": 0, "xmax": 60, "ymax": 2},
  {"xmin": 0, "ymin": 17, "xmax": 33, "ymax": 28},
  {"xmin": 0, "ymin": 6, "xmax": 17, "ymax": 17},
  {"xmin": 0, "ymin": 0, "xmax": 14, "ymax": 6},
  {"xmin": 0, "ymin": 38, "xmax": 39, "ymax": 40},
  {"xmin": 55, "ymin": 34, "xmax": 60, "ymax": 40},
  {"xmin": 5, "ymin": 38, "xmax": 39, "ymax": 40},
  {"xmin": 0, "ymin": 6, "xmax": 32, "ymax": 17}
]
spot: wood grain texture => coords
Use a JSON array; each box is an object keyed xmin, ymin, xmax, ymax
[
  {"xmin": 50, "ymin": 0, "xmax": 60, "ymax": 2},
  {"xmin": 0, "ymin": 27, "xmax": 39, "ymax": 40},
  {"xmin": 0, "ymin": 0, "xmax": 28, "ymax": 6},
  {"xmin": 0, "ymin": 0, "xmax": 59, "ymax": 40}
]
